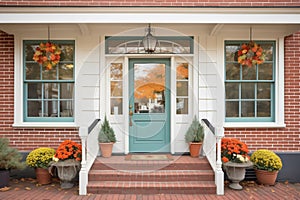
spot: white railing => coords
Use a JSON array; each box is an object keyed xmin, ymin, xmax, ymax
[
  {"xmin": 201, "ymin": 119, "xmax": 224, "ymax": 195},
  {"xmin": 79, "ymin": 119, "xmax": 101, "ymax": 195}
]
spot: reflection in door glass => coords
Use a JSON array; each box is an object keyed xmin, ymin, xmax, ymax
[{"xmin": 134, "ymin": 64, "xmax": 165, "ymax": 113}]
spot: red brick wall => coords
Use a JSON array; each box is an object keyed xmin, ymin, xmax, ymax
[
  {"xmin": 0, "ymin": 0, "xmax": 299, "ymax": 7},
  {"xmin": 0, "ymin": 30, "xmax": 79, "ymax": 152},
  {"xmin": 225, "ymin": 31, "xmax": 300, "ymax": 152}
]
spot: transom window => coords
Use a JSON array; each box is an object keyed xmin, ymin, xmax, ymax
[
  {"xmin": 105, "ymin": 36, "xmax": 194, "ymax": 54},
  {"xmin": 225, "ymin": 41, "xmax": 275, "ymax": 122},
  {"xmin": 23, "ymin": 40, "xmax": 75, "ymax": 122}
]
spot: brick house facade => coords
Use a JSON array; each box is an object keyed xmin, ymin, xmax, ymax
[{"xmin": 0, "ymin": 0, "xmax": 299, "ymax": 187}]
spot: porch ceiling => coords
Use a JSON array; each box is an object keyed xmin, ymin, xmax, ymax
[{"xmin": 0, "ymin": 7, "xmax": 299, "ymax": 24}]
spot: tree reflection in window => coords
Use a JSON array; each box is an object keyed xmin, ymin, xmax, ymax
[{"xmin": 134, "ymin": 64, "xmax": 165, "ymax": 113}]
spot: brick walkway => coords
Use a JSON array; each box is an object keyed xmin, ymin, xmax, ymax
[{"xmin": 0, "ymin": 178, "xmax": 299, "ymax": 200}]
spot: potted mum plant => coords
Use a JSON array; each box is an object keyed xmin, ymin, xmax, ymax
[
  {"xmin": 26, "ymin": 147, "xmax": 56, "ymax": 185},
  {"xmin": 0, "ymin": 138, "xmax": 25, "ymax": 188},
  {"xmin": 49, "ymin": 140, "xmax": 82, "ymax": 189},
  {"xmin": 98, "ymin": 115, "xmax": 116, "ymax": 158},
  {"xmin": 250, "ymin": 149, "xmax": 282, "ymax": 185},
  {"xmin": 185, "ymin": 116, "xmax": 204, "ymax": 157},
  {"xmin": 221, "ymin": 138, "xmax": 253, "ymax": 190}
]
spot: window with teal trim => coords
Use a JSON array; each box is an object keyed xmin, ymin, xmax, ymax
[
  {"xmin": 23, "ymin": 40, "xmax": 75, "ymax": 122},
  {"xmin": 225, "ymin": 41, "xmax": 275, "ymax": 122}
]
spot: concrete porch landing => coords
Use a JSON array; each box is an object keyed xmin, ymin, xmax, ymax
[{"xmin": 87, "ymin": 155, "xmax": 216, "ymax": 194}]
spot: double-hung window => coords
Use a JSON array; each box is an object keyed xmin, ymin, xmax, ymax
[
  {"xmin": 225, "ymin": 41, "xmax": 275, "ymax": 122},
  {"xmin": 23, "ymin": 40, "xmax": 75, "ymax": 122}
]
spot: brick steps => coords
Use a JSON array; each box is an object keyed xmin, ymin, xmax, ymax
[
  {"xmin": 87, "ymin": 155, "xmax": 216, "ymax": 194},
  {"xmin": 88, "ymin": 181, "xmax": 216, "ymax": 194},
  {"xmin": 89, "ymin": 170, "xmax": 214, "ymax": 182}
]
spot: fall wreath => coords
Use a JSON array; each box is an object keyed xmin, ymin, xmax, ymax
[
  {"xmin": 33, "ymin": 42, "xmax": 61, "ymax": 70},
  {"xmin": 237, "ymin": 41, "xmax": 265, "ymax": 67}
]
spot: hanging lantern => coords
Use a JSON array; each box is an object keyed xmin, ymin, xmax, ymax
[{"xmin": 142, "ymin": 24, "xmax": 157, "ymax": 53}]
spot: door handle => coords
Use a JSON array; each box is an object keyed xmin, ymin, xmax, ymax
[{"xmin": 129, "ymin": 105, "xmax": 133, "ymax": 126}]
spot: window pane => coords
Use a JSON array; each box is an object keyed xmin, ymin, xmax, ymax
[
  {"xmin": 241, "ymin": 101, "xmax": 255, "ymax": 117},
  {"xmin": 27, "ymin": 101, "xmax": 41, "ymax": 117},
  {"xmin": 111, "ymin": 98, "xmax": 123, "ymax": 115},
  {"xmin": 60, "ymin": 44, "xmax": 74, "ymax": 61},
  {"xmin": 258, "ymin": 63, "xmax": 273, "ymax": 80},
  {"xmin": 176, "ymin": 81, "xmax": 188, "ymax": 96},
  {"xmin": 226, "ymin": 101, "xmax": 239, "ymax": 117},
  {"xmin": 225, "ymin": 45, "xmax": 239, "ymax": 61},
  {"xmin": 42, "ymin": 66, "xmax": 57, "ymax": 80},
  {"xmin": 257, "ymin": 83, "xmax": 271, "ymax": 99},
  {"xmin": 260, "ymin": 43, "xmax": 273, "ymax": 61},
  {"xmin": 257, "ymin": 101, "xmax": 271, "ymax": 117},
  {"xmin": 226, "ymin": 63, "xmax": 240, "ymax": 80},
  {"xmin": 25, "ymin": 44, "xmax": 36, "ymax": 61},
  {"xmin": 60, "ymin": 83, "xmax": 74, "ymax": 99},
  {"xmin": 59, "ymin": 64, "xmax": 74, "ymax": 80},
  {"xmin": 241, "ymin": 83, "xmax": 255, "ymax": 99},
  {"xmin": 26, "ymin": 63, "xmax": 40, "ymax": 80},
  {"xmin": 44, "ymin": 83, "xmax": 58, "ymax": 99},
  {"xmin": 176, "ymin": 98, "xmax": 188, "ymax": 114},
  {"xmin": 28, "ymin": 83, "xmax": 42, "ymax": 99},
  {"xmin": 111, "ymin": 81, "xmax": 123, "ymax": 97},
  {"xmin": 134, "ymin": 63, "xmax": 165, "ymax": 114},
  {"xmin": 242, "ymin": 65, "xmax": 256, "ymax": 80},
  {"xmin": 111, "ymin": 63, "xmax": 123, "ymax": 80},
  {"xmin": 226, "ymin": 83, "xmax": 239, "ymax": 99},
  {"xmin": 176, "ymin": 63, "xmax": 189, "ymax": 80},
  {"xmin": 43, "ymin": 100, "xmax": 58, "ymax": 117},
  {"xmin": 60, "ymin": 100, "xmax": 74, "ymax": 117}
]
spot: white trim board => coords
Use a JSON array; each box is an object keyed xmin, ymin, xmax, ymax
[{"xmin": 0, "ymin": 7, "xmax": 299, "ymax": 24}]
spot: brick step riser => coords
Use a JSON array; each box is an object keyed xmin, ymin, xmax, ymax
[
  {"xmin": 91, "ymin": 163, "xmax": 212, "ymax": 171},
  {"xmin": 88, "ymin": 174, "xmax": 214, "ymax": 182},
  {"xmin": 87, "ymin": 187, "xmax": 216, "ymax": 194}
]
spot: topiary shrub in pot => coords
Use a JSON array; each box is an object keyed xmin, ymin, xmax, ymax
[
  {"xmin": 184, "ymin": 116, "xmax": 204, "ymax": 157},
  {"xmin": 0, "ymin": 138, "xmax": 26, "ymax": 188},
  {"xmin": 250, "ymin": 149, "xmax": 282, "ymax": 185},
  {"xmin": 98, "ymin": 115, "xmax": 116, "ymax": 158}
]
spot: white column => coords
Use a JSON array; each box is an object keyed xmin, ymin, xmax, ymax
[
  {"xmin": 79, "ymin": 127, "xmax": 88, "ymax": 195},
  {"xmin": 215, "ymin": 126, "xmax": 224, "ymax": 195}
]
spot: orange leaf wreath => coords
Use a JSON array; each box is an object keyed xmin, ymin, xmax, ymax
[{"xmin": 33, "ymin": 42, "xmax": 61, "ymax": 70}]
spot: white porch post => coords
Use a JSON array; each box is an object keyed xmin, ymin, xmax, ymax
[
  {"xmin": 79, "ymin": 126, "xmax": 88, "ymax": 195},
  {"xmin": 215, "ymin": 126, "xmax": 224, "ymax": 195}
]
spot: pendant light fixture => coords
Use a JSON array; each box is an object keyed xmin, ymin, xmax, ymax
[{"xmin": 142, "ymin": 24, "xmax": 157, "ymax": 53}]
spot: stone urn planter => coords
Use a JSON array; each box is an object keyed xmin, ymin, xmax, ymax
[
  {"xmin": 49, "ymin": 159, "xmax": 81, "ymax": 189},
  {"xmin": 223, "ymin": 161, "xmax": 253, "ymax": 190}
]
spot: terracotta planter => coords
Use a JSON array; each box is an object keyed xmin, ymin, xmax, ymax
[
  {"xmin": 0, "ymin": 170, "xmax": 9, "ymax": 188},
  {"xmin": 99, "ymin": 142, "xmax": 114, "ymax": 158},
  {"xmin": 255, "ymin": 169, "xmax": 278, "ymax": 185},
  {"xmin": 189, "ymin": 142, "xmax": 202, "ymax": 158},
  {"xmin": 35, "ymin": 168, "xmax": 51, "ymax": 185}
]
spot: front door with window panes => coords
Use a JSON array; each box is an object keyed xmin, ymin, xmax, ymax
[
  {"xmin": 24, "ymin": 40, "xmax": 75, "ymax": 122},
  {"xmin": 128, "ymin": 58, "xmax": 170, "ymax": 152}
]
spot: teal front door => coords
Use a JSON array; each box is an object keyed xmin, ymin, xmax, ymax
[{"xmin": 129, "ymin": 58, "xmax": 170, "ymax": 152}]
